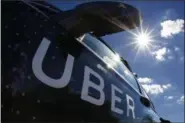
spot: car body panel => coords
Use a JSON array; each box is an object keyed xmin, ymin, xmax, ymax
[{"xmin": 2, "ymin": 1, "xmax": 162, "ymax": 123}]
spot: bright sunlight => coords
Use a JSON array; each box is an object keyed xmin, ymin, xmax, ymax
[
  {"xmin": 136, "ymin": 32, "xmax": 151, "ymax": 48},
  {"xmin": 126, "ymin": 24, "xmax": 156, "ymax": 60},
  {"xmin": 132, "ymin": 27, "xmax": 154, "ymax": 51}
]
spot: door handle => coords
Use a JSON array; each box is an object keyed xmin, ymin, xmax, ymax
[{"xmin": 140, "ymin": 96, "xmax": 151, "ymax": 107}]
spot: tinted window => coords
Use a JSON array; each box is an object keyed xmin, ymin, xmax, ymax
[{"xmin": 79, "ymin": 34, "xmax": 140, "ymax": 92}]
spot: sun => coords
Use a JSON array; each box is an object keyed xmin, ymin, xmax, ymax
[
  {"xmin": 134, "ymin": 31, "xmax": 152, "ymax": 49},
  {"xmin": 136, "ymin": 33, "xmax": 150, "ymax": 47},
  {"xmin": 127, "ymin": 25, "xmax": 156, "ymax": 54},
  {"xmin": 124, "ymin": 24, "xmax": 157, "ymax": 62}
]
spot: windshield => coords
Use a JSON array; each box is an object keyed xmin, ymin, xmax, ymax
[{"xmin": 78, "ymin": 34, "xmax": 140, "ymax": 92}]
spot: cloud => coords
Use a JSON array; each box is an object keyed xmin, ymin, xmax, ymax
[
  {"xmin": 164, "ymin": 96, "xmax": 174, "ymax": 100},
  {"xmin": 180, "ymin": 56, "xmax": 184, "ymax": 61},
  {"xmin": 137, "ymin": 77, "xmax": 153, "ymax": 84},
  {"xmin": 141, "ymin": 83, "xmax": 171, "ymax": 95},
  {"xmin": 152, "ymin": 47, "xmax": 167, "ymax": 61},
  {"xmin": 138, "ymin": 77, "xmax": 172, "ymax": 95},
  {"xmin": 152, "ymin": 47, "xmax": 174, "ymax": 62},
  {"xmin": 152, "ymin": 45, "xmax": 162, "ymax": 50},
  {"xmin": 174, "ymin": 46, "xmax": 180, "ymax": 52},
  {"xmin": 160, "ymin": 19, "xmax": 184, "ymax": 38},
  {"xmin": 177, "ymin": 95, "xmax": 184, "ymax": 104},
  {"xmin": 166, "ymin": 49, "xmax": 175, "ymax": 60},
  {"xmin": 142, "ymin": 84, "xmax": 164, "ymax": 95},
  {"xmin": 162, "ymin": 84, "xmax": 172, "ymax": 89},
  {"xmin": 173, "ymin": 46, "xmax": 184, "ymax": 62},
  {"xmin": 172, "ymin": 46, "xmax": 184, "ymax": 62},
  {"xmin": 168, "ymin": 56, "xmax": 174, "ymax": 60}
]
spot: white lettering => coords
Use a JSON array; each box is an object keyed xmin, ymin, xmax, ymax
[
  {"xmin": 32, "ymin": 37, "xmax": 74, "ymax": 88},
  {"xmin": 111, "ymin": 84, "xmax": 123, "ymax": 114},
  {"xmin": 31, "ymin": 38, "xmax": 136, "ymax": 119},
  {"xmin": 81, "ymin": 66, "xmax": 105, "ymax": 106},
  {"xmin": 126, "ymin": 94, "xmax": 135, "ymax": 119}
]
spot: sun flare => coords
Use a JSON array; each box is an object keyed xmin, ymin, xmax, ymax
[
  {"xmin": 136, "ymin": 33, "xmax": 150, "ymax": 47},
  {"xmin": 124, "ymin": 24, "xmax": 156, "ymax": 62},
  {"xmin": 127, "ymin": 25, "xmax": 156, "ymax": 55},
  {"xmin": 134, "ymin": 30, "xmax": 153, "ymax": 50}
]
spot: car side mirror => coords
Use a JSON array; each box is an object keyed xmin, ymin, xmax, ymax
[
  {"xmin": 120, "ymin": 57, "xmax": 133, "ymax": 72},
  {"xmin": 140, "ymin": 96, "xmax": 151, "ymax": 107},
  {"xmin": 160, "ymin": 118, "xmax": 171, "ymax": 123}
]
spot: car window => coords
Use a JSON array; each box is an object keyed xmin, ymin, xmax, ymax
[
  {"xmin": 140, "ymin": 86, "xmax": 150, "ymax": 99},
  {"xmin": 78, "ymin": 33, "xmax": 140, "ymax": 92}
]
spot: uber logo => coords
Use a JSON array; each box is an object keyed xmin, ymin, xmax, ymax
[
  {"xmin": 32, "ymin": 38, "xmax": 74, "ymax": 88},
  {"xmin": 81, "ymin": 66, "xmax": 105, "ymax": 106},
  {"xmin": 32, "ymin": 37, "xmax": 135, "ymax": 119}
]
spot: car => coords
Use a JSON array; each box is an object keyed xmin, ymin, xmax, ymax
[{"xmin": 2, "ymin": 1, "xmax": 170, "ymax": 122}]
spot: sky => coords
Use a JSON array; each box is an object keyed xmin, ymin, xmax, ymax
[{"xmin": 49, "ymin": 1, "xmax": 184, "ymax": 122}]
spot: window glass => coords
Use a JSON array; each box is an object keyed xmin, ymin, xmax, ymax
[
  {"xmin": 80, "ymin": 34, "xmax": 140, "ymax": 92},
  {"xmin": 140, "ymin": 86, "xmax": 150, "ymax": 99}
]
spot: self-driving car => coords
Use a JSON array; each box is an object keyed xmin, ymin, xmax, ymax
[{"xmin": 2, "ymin": 1, "xmax": 170, "ymax": 123}]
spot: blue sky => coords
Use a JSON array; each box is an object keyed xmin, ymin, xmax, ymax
[{"xmin": 49, "ymin": 1, "xmax": 184, "ymax": 122}]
